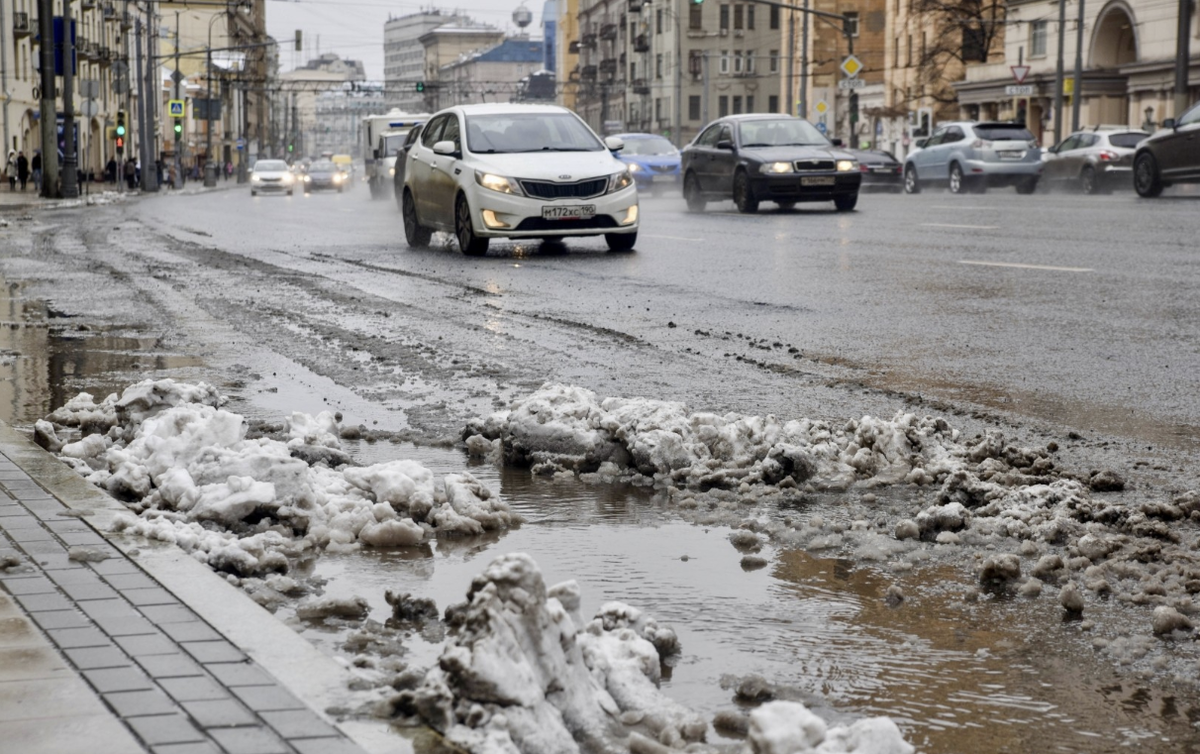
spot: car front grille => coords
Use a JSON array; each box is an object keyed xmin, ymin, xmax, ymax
[
  {"xmin": 793, "ymin": 159, "xmax": 835, "ymax": 171},
  {"xmin": 261, "ymin": 177, "xmax": 281, "ymax": 182},
  {"xmin": 514, "ymin": 216, "xmax": 619, "ymax": 231},
  {"xmin": 520, "ymin": 178, "xmax": 608, "ymax": 200},
  {"xmin": 650, "ymin": 164, "xmax": 675, "ymax": 174}
]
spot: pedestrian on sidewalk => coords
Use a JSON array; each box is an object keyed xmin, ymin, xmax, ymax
[
  {"xmin": 5, "ymin": 150, "xmax": 15, "ymax": 190},
  {"xmin": 106, "ymin": 156, "xmax": 117, "ymax": 184},
  {"xmin": 31, "ymin": 150, "xmax": 42, "ymax": 193},
  {"xmin": 124, "ymin": 158, "xmax": 136, "ymax": 189},
  {"xmin": 224, "ymin": 161, "xmax": 233, "ymax": 181},
  {"xmin": 16, "ymin": 152, "xmax": 29, "ymax": 191}
]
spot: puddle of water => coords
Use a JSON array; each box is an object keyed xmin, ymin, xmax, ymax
[
  {"xmin": 283, "ymin": 444, "xmax": 1200, "ymax": 754},
  {"xmin": 0, "ymin": 278, "xmax": 202, "ymax": 426}
]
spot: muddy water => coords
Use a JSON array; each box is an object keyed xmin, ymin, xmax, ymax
[
  {"xmin": 293, "ymin": 441, "xmax": 1200, "ymax": 754},
  {"xmin": 5, "ymin": 276, "xmax": 1200, "ymax": 753}
]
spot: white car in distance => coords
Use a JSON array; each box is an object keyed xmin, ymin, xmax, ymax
[
  {"xmin": 249, "ymin": 159, "xmax": 295, "ymax": 197},
  {"xmin": 401, "ymin": 104, "xmax": 639, "ymax": 255}
]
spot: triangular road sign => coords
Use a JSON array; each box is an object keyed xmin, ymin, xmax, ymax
[{"xmin": 1011, "ymin": 65, "xmax": 1031, "ymax": 84}]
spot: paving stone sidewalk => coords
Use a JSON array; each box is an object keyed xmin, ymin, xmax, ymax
[{"xmin": 0, "ymin": 450, "xmax": 371, "ymax": 754}]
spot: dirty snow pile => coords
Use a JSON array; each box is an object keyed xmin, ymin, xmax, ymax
[
  {"xmin": 392, "ymin": 552, "xmax": 913, "ymax": 754},
  {"xmin": 36, "ymin": 379, "xmax": 518, "ymax": 575}
]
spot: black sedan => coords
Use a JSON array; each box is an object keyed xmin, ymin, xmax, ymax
[
  {"xmin": 1134, "ymin": 101, "xmax": 1200, "ymax": 197},
  {"xmin": 845, "ymin": 148, "xmax": 903, "ymax": 192},
  {"xmin": 681, "ymin": 114, "xmax": 862, "ymax": 213},
  {"xmin": 301, "ymin": 160, "xmax": 347, "ymax": 194}
]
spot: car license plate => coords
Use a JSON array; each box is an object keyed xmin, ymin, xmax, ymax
[
  {"xmin": 801, "ymin": 176, "xmax": 836, "ymax": 186},
  {"xmin": 542, "ymin": 205, "xmax": 596, "ymax": 220},
  {"xmin": 872, "ymin": 167, "xmax": 895, "ymax": 174},
  {"xmin": 998, "ymin": 151, "xmax": 1023, "ymax": 160},
  {"xmin": 652, "ymin": 175, "xmax": 675, "ymax": 183}
]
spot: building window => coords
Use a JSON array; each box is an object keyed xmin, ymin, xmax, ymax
[
  {"xmin": 734, "ymin": 49, "xmax": 743, "ymax": 73},
  {"xmin": 1030, "ymin": 21, "xmax": 1048, "ymax": 57},
  {"xmin": 655, "ymin": 97, "xmax": 662, "ymax": 121},
  {"xmin": 656, "ymin": 53, "xmax": 664, "ymax": 78},
  {"xmin": 656, "ymin": 9, "xmax": 663, "ymax": 34},
  {"xmin": 719, "ymin": 50, "xmax": 730, "ymax": 74},
  {"xmin": 747, "ymin": 95, "xmax": 754, "ymax": 112},
  {"xmin": 689, "ymin": 95, "xmax": 701, "ymax": 120},
  {"xmin": 747, "ymin": 5, "xmax": 755, "ymax": 30},
  {"xmin": 733, "ymin": 95, "xmax": 743, "ymax": 114},
  {"xmin": 907, "ymin": 34, "xmax": 912, "ymax": 66},
  {"xmin": 719, "ymin": 4, "xmax": 730, "ymax": 30},
  {"xmin": 894, "ymin": 37, "xmax": 900, "ymax": 67},
  {"xmin": 769, "ymin": 49, "xmax": 779, "ymax": 73},
  {"xmin": 690, "ymin": 4, "xmax": 703, "ymax": 29},
  {"xmin": 719, "ymin": 95, "xmax": 729, "ymax": 116},
  {"xmin": 843, "ymin": 11, "xmax": 858, "ymax": 37},
  {"xmin": 745, "ymin": 50, "xmax": 755, "ymax": 73},
  {"xmin": 734, "ymin": 4, "xmax": 743, "ymax": 29},
  {"xmin": 768, "ymin": 94, "xmax": 779, "ymax": 112}
]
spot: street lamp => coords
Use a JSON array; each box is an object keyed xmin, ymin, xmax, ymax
[
  {"xmin": 206, "ymin": 2, "xmax": 251, "ymax": 187},
  {"xmin": 1143, "ymin": 106, "xmax": 1155, "ymax": 131}
]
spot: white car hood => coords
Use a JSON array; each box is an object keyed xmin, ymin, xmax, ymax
[{"xmin": 469, "ymin": 151, "xmax": 623, "ymax": 182}]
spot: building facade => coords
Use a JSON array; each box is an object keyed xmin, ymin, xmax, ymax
[
  {"xmin": 437, "ymin": 38, "xmax": 546, "ymax": 107},
  {"xmin": 313, "ymin": 83, "xmax": 384, "ymax": 157},
  {"xmin": 419, "ymin": 24, "xmax": 506, "ymax": 111},
  {"xmin": 278, "ymin": 54, "xmax": 367, "ymax": 160},
  {"xmin": 384, "ymin": 10, "xmax": 470, "ymax": 112}
]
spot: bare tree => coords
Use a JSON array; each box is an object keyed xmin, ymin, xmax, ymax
[{"xmin": 913, "ymin": 0, "xmax": 1006, "ymax": 107}]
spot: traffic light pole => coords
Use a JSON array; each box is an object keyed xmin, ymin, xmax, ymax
[
  {"xmin": 61, "ymin": 0, "xmax": 79, "ymax": 198},
  {"xmin": 174, "ymin": 11, "xmax": 183, "ymax": 189},
  {"xmin": 36, "ymin": 0, "xmax": 59, "ymax": 198}
]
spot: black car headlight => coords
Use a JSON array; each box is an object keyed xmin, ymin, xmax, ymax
[
  {"xmin": 759, "ymin": 162, "xmax": 795, "ymax": 174},
  {"xmin": 608, "ymin": 168, "xmax": 634, "ymax": 193}
]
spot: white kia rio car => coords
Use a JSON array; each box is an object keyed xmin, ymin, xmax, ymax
[{"xmin": 400, "ymin": 103, "xmax": 639, "ymax": 255}]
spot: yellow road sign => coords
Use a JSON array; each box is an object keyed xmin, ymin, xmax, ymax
[
  {"xmin": 840, "ymin": 55, "xmax": 863, "ymax": 78},
  {"xmin": 815, "ymin": 100, "xmax": 828, "ymax": 115},
  {"xmin": 168, "ymin": 99, "xmax": 185, "ymax": 117}
]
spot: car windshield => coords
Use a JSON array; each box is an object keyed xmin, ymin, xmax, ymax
[
  {"xmin": 254, "ymin": 160, "xmax": 288, "ymax": 172},
  {"xmin": 736, "ymin": 119, "xmax": 828, "ymax": 147},
  {"xmin": 382, "ymin": 133, "xmax": 408, "ymax": 154},
  {"xmin": 465, "ymin": 112, "xmax": 604, "ymax": 154},
  {"xmin": 974, "ymin": 125, "xmax": 1036, "ymax": 141},
  {"xmin": 622, "ymin": 137, "xmax": 678, "ymax": 156},
  {"xmin": 310, "ymin": 161, "xmax": 336, "ymax": 172},
  {"xmin": 1108, "ymin": 132, "xmax": 1148, "ymax": 148}
]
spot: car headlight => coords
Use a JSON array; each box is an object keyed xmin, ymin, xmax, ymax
[
  {"xmin": 389, "ymin": 167, "xmax": 396, "ymax": 176},
  {"xmin": 281, "ymin": 173, "xmax": 294, "ymax": 184},
  {"xmin": 475, "ymin": 170, "xmax": 524, "ymax": 195},
  {"xmin": 627, "ymin": 163, "xmax": 641, "ymax": 173},
  {"xmin": 251, "ymin": 174, "xmax": 261, "ymax": 183},
  {"xmin": 333, "ymin": 173, "xmax": 343, "ymax": 182},
  {"xmin": 836, "ymin": 160, "xmax": 857, "ymax": 172},
  {"xmin": 760, "ymin": 162, "xmax": 794, "ymax": 174},
  {"xmin": 608, "ymin": 168, "xmax": 634, "ymax": 193}
]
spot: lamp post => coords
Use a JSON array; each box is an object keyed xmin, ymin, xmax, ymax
[{"xmin": 204, "ymin": 11, "xmax": 226, "ymax": 187}]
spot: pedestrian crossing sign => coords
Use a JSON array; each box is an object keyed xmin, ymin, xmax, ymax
[{"xmin": 168, "ymin": 99, "xmax": 185, "ymax": 117}]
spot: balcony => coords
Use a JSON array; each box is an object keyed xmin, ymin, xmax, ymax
[
  {"xmin": 102, "ymin": 3, "xmax": 117, "ymax": 19},
  {"xmin": 629, "ymin": 0, "xmax": 644, "ymax": 12},
  {"xmin": 120, "ymin": 11, "xmax": 133, "ymax": 30},
  {"xmin": 600, "ymin": 23, "xmax": 617, "ymax": 40},
  {"xmin": 581, "ymin": 33, "xmax": 597, "ymax": 48},
  {"xmin": 633, "ymin": 33, "xmax": 649, "ymax": 52},
  {"xmin": 569, "ymin": 40, "xmax": 581, "ymax": 54},
  {"xmin": 98, "ymin": 47, "xmax": 113, "ymax": 65},
  {"xmin": 631, "ymin": 79, "xmax": 650, "ymax": 95},
  {"xmin": 598, "ymin": 58, "xmax": 618, "ymax": 75},
  {"xmin": 13, "ymin": 12, "xmax": 32, "ymax": 37},
  {"xmin": 581, "ymin": 64, "xmax": 598, "ymax": 80},
  {"xmin": 81, "ymin": 0, "xmax": 96, "ymax": 9}
]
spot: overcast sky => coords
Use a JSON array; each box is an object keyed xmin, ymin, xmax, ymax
[{"xmin": 265, "ymin": 0, "xmax": 548, "ymax": 80}]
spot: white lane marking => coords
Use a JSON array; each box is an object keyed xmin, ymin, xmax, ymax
[
  {"xmin": 645, "ymin": 234, "xmax": 703, "ymax": 242},
  {"xmin": 929, "ymin": 205, "xmax": 990, "ymax": 210},
  {"xmin": 922, "ymin": 222, "xmax": 999, "ymax": 230},
  {"xmin": 959, "ymin": 260, "xmax": 1094, "ymax": 273}
]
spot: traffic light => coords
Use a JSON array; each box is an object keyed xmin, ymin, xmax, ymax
[
  {"xmin": 294, "ymin": 29, "xmax": 302, "ymax": 52},
  {"xmin": 287, "ymin": 143, "xmax": 293, "ymax": 152},
  {"xmin": 115, "ymin": 110, "xmax": 126, "ymax": 138},
  {"xmin": 173, "ymin": 118, "xmax": 183, "ymax": 136},
  {"xmin": 415, "ymin": 81, "xmax": 425, "ymax": 93},
  {"xmin": 849, "ymin": 92, "xmax": 859, "ymax": 126},
  {"xmin": 691, "ymin": 0, "xmax": 702, "ymax": 5},
  {"xmin": 115, "ymin": 136, "xmax": 124, "ymax": 153}
]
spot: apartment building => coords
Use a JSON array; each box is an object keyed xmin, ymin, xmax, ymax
[{"xmin": 384, "ymin": 10, "xmax": 470, "ymax": 113}]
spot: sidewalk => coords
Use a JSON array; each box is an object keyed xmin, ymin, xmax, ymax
[
  {"xmin": 0, "ymin": 422, "xmax": 409, "ymax": 754},
  {"xmin": 0, "ymin": 179, "xmax": 241, "ymax": 213}
]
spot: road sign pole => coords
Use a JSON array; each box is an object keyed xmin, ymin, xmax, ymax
[{"xmin": 174, "ymin": 12, "xmax": 183, "ymax": 190}]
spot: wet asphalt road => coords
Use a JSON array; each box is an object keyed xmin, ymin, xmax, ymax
[{"xmin": 5, "ymin": 180, "xmax": 1200, "ymax": 477}]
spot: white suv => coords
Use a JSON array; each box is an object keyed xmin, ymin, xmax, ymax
[{"xmin": 400, "ymin": 103, "xmax": 639, "ymax": 255}]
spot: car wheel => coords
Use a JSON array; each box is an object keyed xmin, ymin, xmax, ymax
[
  {"xmin": 733, "ymin": 170, "xmax": 759, "ymax": 213},
  {"xmin": 1015, "ymin": 177, "xmax": 1038, "ymax": 195},
  {"xmin": 684, "ymin": 172, "xmax": 706, "ymax": 212},
  {"xmin": 605, "ymin": 232, "xmax": 637, "ymax": 252},
  {"xmin": 455, "ymin": 194, "xmax": 489, "ymax": 256},
  {"xmin": 777, "ymin": 201, "xmax": 796, "ymax": 211},
  {"xmin": 1134, "ymin": 153, "xmax": 1164, "ymax": 198},
  {"xmin": 948, "ymin": 163, "xmax": 966, "ymax": 194},
  {"xmin": 834, "ymin": 193, "xmax": 858, "ymax": 212},
  {"xmin": 402, "ymin": 189, "xmax": 432, "ymax": 248},
  {"xmin": 904, "ymin": 165, "xmax": 920, "ymax": 194},
  {"xmin": 1079, "ymin": 166, "xmax": 1099, "ymax": 195}
]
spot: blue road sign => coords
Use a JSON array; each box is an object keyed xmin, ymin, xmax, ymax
[{"xmin": 816, "ymin": 122, "xmax": 827, "ymax": 135}]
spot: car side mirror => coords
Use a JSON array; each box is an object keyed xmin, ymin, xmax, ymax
[
  {"xmin": 1162, "ymin": 118, "xmax": 1176, "ymax": 129},
  {"xmin": 716, "ymin": 139, "xmax": 734, "ymax": 150},
  {"xmin": 914, "ymin": 138, "xmax": 928, "ymax": 149},
  {"xmin": 830, "ymin": 138, "xmax": 844, "ymax": 147},
  {"xmin": 432, "ymin": 140, "xmax": 459, "ymax": 156},
  {"xmin": 604, "ymin": 136, "xmax": 625, "ymax": 152}
]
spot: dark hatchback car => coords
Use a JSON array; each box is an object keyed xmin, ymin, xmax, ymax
[
  {"xmin": 681, "ymin": 114, "xmax": 862, "ymax": 213},
  {"xmin": 1134, "ymin": 101, "xmax": 1200, "ymax": 197},
  {"xmin": 392, "ymin": 125, "xmax": 424, "ymax": 211},
  {"xmin": 302, "ymin": 160, "xmax": 346, "ymax": 194},
  {"xmin": 845, "ymin": 148, "xmax": 903, "ymax": 191}
]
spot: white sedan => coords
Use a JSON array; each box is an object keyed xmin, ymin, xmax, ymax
[
  {"xmin": 249, "ymin": 159, "xmax": 296, "ymax": 196},
  {"xmin": 400, "ymin": 103, "xmax": 639, "ymax": 255}
]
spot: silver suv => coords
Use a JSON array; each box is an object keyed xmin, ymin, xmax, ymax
[
  {"xmin": 1041, "ymin": 128, "xmax": 1148, "ymax": 194},
  {"xmin": 904, "ymin": 121, "xmax": 1042, "ymax": 195}
]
